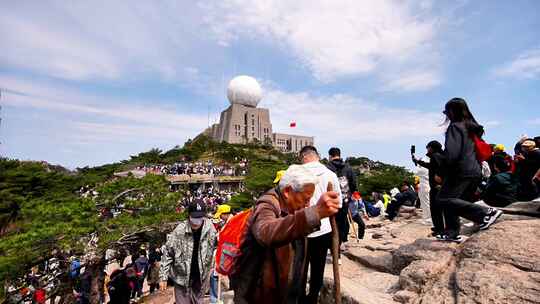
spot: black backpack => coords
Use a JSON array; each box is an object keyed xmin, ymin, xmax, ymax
[{"xmin": 336, "ymin": 173, "xmax": 351, "ymax": 203}]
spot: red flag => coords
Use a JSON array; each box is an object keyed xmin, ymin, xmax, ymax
[{"xmin": 290, "ymin": 122, "xmax": 296, "ymax": 127}]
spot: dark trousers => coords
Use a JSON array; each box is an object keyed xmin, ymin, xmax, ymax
[
  {"xmin": 336, "ymin": 205, "xmax": 350, "ymax": 243},
  {"xmin": 429, "ymin": 187, "xmax": 444, "ymax": 234},
  {"xmin": 301, "ymin": 232, "xmax": 332, "ymax": 304},
  {"xmin": 351, "ymin": 214, "xmax": 366, "ymax": 239},
  {"xmin": 386, "ymin": 200, "xmax": 403, "ymax": 220},
  {"xmin": 438, "ymin": 177, "xmax": 488, "ymax": 235},
  {"xmin": 149, "ymin": 283, "xmax": 158, "ymax": 294},
  {"xmin": 136, "ymin": 276, "xmax": 145, "ymax": 297}
]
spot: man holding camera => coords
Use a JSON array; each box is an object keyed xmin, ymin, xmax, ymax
[{"xmin": 412, "ymin": 141, "xmax": 446, "ymax": 236}]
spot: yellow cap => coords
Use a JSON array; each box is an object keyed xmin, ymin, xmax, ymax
[
  {"xmin": 214, "ymin": 204, "xmax": 232, "ymax": 219},
  {"xmin": 273, "ymin": 170, "xmax": 286, "ymax": 184},
  {"xmin": 494, "ymin": 144, "xmax": 505, "ymax": 152}
]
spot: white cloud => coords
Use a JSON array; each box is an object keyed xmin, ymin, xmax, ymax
[
  {"xmin": 0, "ymin": 75, "xmax": 209, "ymax": 143},
  {"xmin": 493, "ymin": 47, "xmax": 540, "ymax": 79},
  {"xmin": 484, "ymin": 120, "xmax": 501, "ymax": 127},
  {"xmin": 382, "ymin": 70, "xmax": 441, "ymax": 92},
  {"xmin": 261, "ymin": 86, "xmax": 444, "ymax": 145},
  {"xmin": 201, "ymin": 0, "xmax": 440, "ymax": 83},
  {"xmin": 0, "ymin": 1, "xmax": 447, "ymax": 92},
  {"xmin": 0, "ymin": 1, "xmax": 216, "ymax": 83}
]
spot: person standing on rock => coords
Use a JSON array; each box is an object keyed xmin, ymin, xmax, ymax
[
  {"xmin": 230, "ymin": 165, "xmax": 340, "ymax": 304},
  {"xmin": 159, "ymin": 199, "xmax": 218, "ymax": 303},
  {"xmin": 326, "ymin": 147, "xmax": 357, "ymax": 252},
  {"xmin": 350, "ymin": 191, "xmax": 367, "ymax": 239},
  {"xmin": 412, "ymin": 140, "xmax": 446, "ymax": 235},
  {"xmin": 210, "ymin": 204, "xmax": 232, "ymax": 304},
  {"xmin": 438, "ymin": 98, "xmax": 503, "ymax": 242},
  {"xmin": 299, "ymin": 146, "xmax": 342, "ymax": 303}
]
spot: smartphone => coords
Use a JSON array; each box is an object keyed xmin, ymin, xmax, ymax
[{"xmin": 410, "ymin": 145, "xmax": 416, "ymax": 154}]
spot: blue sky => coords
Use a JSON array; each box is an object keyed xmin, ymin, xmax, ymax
[{"xmin": 1, "ymin": 0, "xmax": 539, "ymax": 170}]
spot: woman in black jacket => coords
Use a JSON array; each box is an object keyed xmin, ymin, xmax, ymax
[{"xmin": 437, "ymin": 98, "xmax": 503, "ymax": 241}]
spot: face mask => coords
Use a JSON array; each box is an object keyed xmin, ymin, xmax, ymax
[{"xmin": 189, "ymin": 216, "xmax": 204, "ymax": 227}]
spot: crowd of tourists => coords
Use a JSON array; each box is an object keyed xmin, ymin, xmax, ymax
[
  {"xmin": 137, "ymin": 159, "xmax": 249, "ymax": 177},
  {"xmin": 178, "ymin": 187, "xmax": 238, "ymax": 214},
  {"xmin": 8, "ymin": 98, "xmax": 538, "ymax": 304},
  {"xmin": 5, "ymin": 261, "xmax": 62, "ymax": 304},
  {"xmin": 101, "ymin": 246, "xmax": 163, "ymax": 304},
  {"xmin": 154, "ymin": 97, "xmax": 538, "ymax": 304},
  {"xmin": 408, "ymin": 98, "xmax": 539, "ymax": 241}
]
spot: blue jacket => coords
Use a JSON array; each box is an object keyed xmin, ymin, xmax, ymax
[{"xmin": 349, "ymin": 199, "xmax": 366, "ymax": 217}]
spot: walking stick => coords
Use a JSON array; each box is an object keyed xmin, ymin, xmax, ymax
[
  {"xmin": 327, "ymin": 182, "xmax": 341, "ymax": 304},
  {"xmin": 347, "ymin": 209, "xmax": 359, "ymax": 242}
]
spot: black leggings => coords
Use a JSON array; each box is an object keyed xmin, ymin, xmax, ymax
[
  {"xmin": 336, "ymin": 205, "xmax": 350, "ymax": 243},
  {"xmin": 429, "ymin": 187, "xmax": 444, "ymax": 234},
  {"xmin": 438, "ymin": 177, "xmax": 489, "ymax": 236}
]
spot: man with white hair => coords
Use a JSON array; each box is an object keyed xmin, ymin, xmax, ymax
[{"xmin": 231, "ymin": 164, "xmax": 340, "ymax": 304}]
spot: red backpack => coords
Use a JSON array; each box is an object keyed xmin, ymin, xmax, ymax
[
  {"xmin": 215, "ymin": 209, "xmax": 253, "ymax": 275},
  {"xmin": 215, "ymin": 196, "xmax": 280, "ymax": 276},
  {"xmin": 471, "ymin": 134, "xmax": 492, "ymax": 162}
]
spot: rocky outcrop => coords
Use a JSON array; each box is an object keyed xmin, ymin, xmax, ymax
[
  {"xmin": 452, "ymin": 220, "xmax": 540, "ymax": 303},
  {"xmin": 321, "ymin": 201, "xmax": 540, "ymax": 304},
  {"xmin": 394, "ymin": 220, "xmax": 540, "ymax": 304},
  {"xmin": 144, "ymin": 202, "xmax": 540, "ymax": 304}
]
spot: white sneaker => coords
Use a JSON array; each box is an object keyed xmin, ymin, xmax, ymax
[{"xmin": 338, "ymin": 258, "xmax": 342, "ymax": 265}]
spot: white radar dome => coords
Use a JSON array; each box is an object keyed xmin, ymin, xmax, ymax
[{"xmin": 227, "ymin": 75, "xmax": 262, "ymax": 107}]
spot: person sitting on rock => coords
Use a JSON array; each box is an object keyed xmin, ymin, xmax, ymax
[
  {"xmin": 386, "ymin": 182, "xmax": 418, "ymax": 221},
  {"xmin": 481, "ymin": 155, "xmax": 518, "ymax": 207},
  {"xmin": 515, "ymin": 139, "xmax": 540, "ymax": 201}
]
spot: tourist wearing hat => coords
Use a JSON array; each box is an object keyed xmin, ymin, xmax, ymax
[
  {"xmin": 273, "ymin": 170, "xmax": 286, "ymax": 185},
  {"xmin": 490, "ymin": 143, "xmax": 515, "ymax": 174},
  {"xmin": 515, "ymin": 140, "xmax": 540, "ymax": 200},
  {"xmin": 349, "ymin": 191, "xmax": 367, "ymax": 240},
  {"xmin": 159, "ymin": 199, "xmax": 217, "ymax": 304},
  {"xmin": 213, "ymin": 204, "xmax": 232, "ymax": 227},
  {"xmin": 210, "ymin": 204, "xmax": 232, "ymax": 303}
]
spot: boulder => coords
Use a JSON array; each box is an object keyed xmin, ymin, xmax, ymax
[
  {"xmin": 344, "ymin": 247, "xmax": 394, "ymax": 273},
  {"xmin": 499, "ymin": 201, "xmax": 540, "ymax": 220},
  {"xmin": 453, "ymin": 220, "xmax": 540, "ymax": 303},
  {"xmin": 391, "ymin": 239, "xmax": 457, "ymax": 275},
  {"xmin": 403, "ymin": 219, "xmax": 540, "ymax": 304}
]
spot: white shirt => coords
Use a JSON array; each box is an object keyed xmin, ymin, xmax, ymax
[{"xmin": 302, "ymin": 161, "xmax": 342, "ymax": 238}]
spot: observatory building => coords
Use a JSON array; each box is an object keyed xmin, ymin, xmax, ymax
[{"xmin": 205, "ymin": 75, "xmax": 314, "ymax": 153}]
